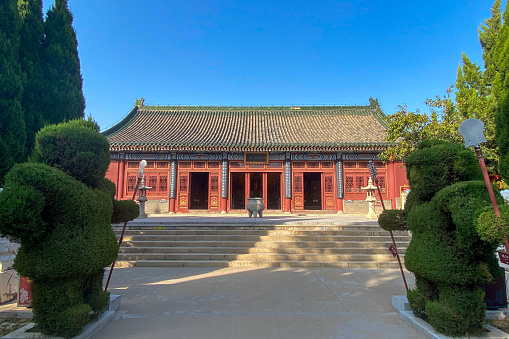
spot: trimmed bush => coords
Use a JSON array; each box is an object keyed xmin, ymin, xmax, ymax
[
  {"xmin": 401, "ymin": 140, "xmax": 508, "ymax": 336},
  {"xmin": 378, "ymin": 209, "xmax": 407, "ymax": 231},
  {"xmin": 0, "ymin": 119, "xmax": 138, "ymax": 337}
]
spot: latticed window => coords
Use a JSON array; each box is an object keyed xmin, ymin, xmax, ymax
[
  {"xmin": 267, "ymin": 162, "xmax": 283, "ymax": 168},
  {"xmin": 344, "ymin": 162, "xmax": 356, "ymax": 168},
  {"xmin": 194, "ymin": 162, "xmax": 206, "ymax": 168},
  {"xmin": 293, "ymin": 162, "xmax": 305, "ymax": 169},
  {"xmin": 159, "ymin": 176, "xmax": 168, "ymax": 192},
  {"xmin": 210, "ymin": 176, "xmax": 219, "ymax": 193},
  {"xmin": 376, "ymin": 176, "xmax": 386, "ymax": 193},
  {"xmin": 180, "ymin": 162, "xmax": 191, "ymax": 169},
  {"xmin": 295, "ymin": 176, "xmax": 303, "ymax": 193},
  {"xmin": 148, "ymin": 175, "xmax": 158, "ymax": 190},
  {"xmin": 147, "ymin": 175, "xmax": 158, "ymax": 196},
  {"xmin": 146, "ymin": 161, "xmax": 155, "ymax": 168},
  {"xmin": 345, "ymin": 176, "xmax": 354, "ymax": 192},
  {"xmin": 374, "ymin": 162, "xmax": 385, "ymax": 168},
  {"xmin": 157, "ymin": 162, "xmax": 169, "ymax": 168},
  {"xmin": 208, "ymin": 162, "xmax": 220, "ymax": 169},
  {"xmin": 179, "ymin": 175, "xmax": 188, "ymax": 193},
  {"xmin": 307, "ymin": 162, "xmax": 320, "ymax": 169},
  {"xmin": 324, "ymin": 176, "xmax": 333, "ymax": 193},
  {"xmin": 322, "ymin": 162, "xmax": 333, "ymax": 169},
  {"xmin": 127, "ymin": 162, "xmax": 139, "ymax": 168},
  {"xmin": 230, "ymin": 162, "xmax": 245, "ymax": 168},
  {"xmin": 127, "ymin": 175, "xmax": 137, "ymax": 192},
  {"xmin": 356, "ymin": 177, "xmax": 364, "ymax": 192},
  {"xmin": 358, "ymin": 162, "xmax": 370, "ymax": 168},
  {"xmin": 248, "ymin": 163, "xmax": 264, "ymax": 169}
]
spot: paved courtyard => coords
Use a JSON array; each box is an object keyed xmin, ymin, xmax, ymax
[{"xmin": 93, "ymin": 266, "xmax": 424, "ymax": 339}]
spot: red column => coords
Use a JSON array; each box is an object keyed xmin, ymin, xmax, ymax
[
  {"xmin": 389, "ymin": 162, "xmax": 397, "ymax": 209},
  {"xmin": 220, "ymin": 198, "xmax": 227, "ymax": 213},
  {"xmin": 169, "ymin": 198, "xmax": 176, "ymax": 213},
  {"xmin": 336, "ymin": 198, "xmax": 343, "ymax": 213},
  {"xmin": 285, "ymin": 198, "xmax": 291, "ymax": 213},
  {"xmin": 118, "ymin": 159, "xmax": 125, "ymax": 199}
]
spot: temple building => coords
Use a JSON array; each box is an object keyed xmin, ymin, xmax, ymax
[{"xmin": 103, "ymin": 98, "xmax": 409, "ymax": 214}]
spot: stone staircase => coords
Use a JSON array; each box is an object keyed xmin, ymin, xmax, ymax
[{"xmin": 112, "ymin": 221, "xmax": 411, "ymax": 268}]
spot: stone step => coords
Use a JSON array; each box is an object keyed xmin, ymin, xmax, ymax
[
  {"xmin": 121, "ymin": 240, "xmax": 410, "ymax": 249},
  {"xmin": 117, "ymin": 252, "xmax": 402, "ymax": 262},
  {"xmin": 112, "ymin": 224, "xmax": 384, "ymax": 231},
  {"xmin": 115, "ymin": 260, "xmax": 403, "ymax": 269},
  {"xmin": 118, "ymin": 246, "xmax": 407, "ymax": 255},
  {"xmin": 114, "ymin": 229, "xmax": 408, "ymax": 237},
  {"xmin": 118, "ymin": 234, "xmax": 409, "ymax": 242},
  {"xmin": 113, "ymin": 221, "xmax": 411, "ymax": 268}
]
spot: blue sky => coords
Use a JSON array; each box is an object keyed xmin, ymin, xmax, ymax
[{"xmin": 43, "ymin": 0, "xmax": 500, "ymax": 131}]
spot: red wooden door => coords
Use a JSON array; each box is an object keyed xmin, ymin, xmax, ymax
[
  {"xmin": 293, "ymin": 172, "xmax": 304, "ymax": 210},
  {"xmin": 177, "ymin": 172, "xmax": 189, "ymax": 211},
  {"xmin": 322, "ymin": 173, "xmax": 335, "ymax": 210},
  {"xmin": 209, "ymin": 173, "xmax": 220, "ymax": 210}
]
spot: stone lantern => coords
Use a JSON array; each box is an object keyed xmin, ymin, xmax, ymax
[
  {"xmin": 362, "ymin": 177, "xmax": 378, "ymax": 219},
  {"xmin": 137, "ymin": 176, "xmax": 152, "ymax": 218}
]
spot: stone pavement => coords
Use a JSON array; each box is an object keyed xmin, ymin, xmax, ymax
[{"xmin": 93, "ymin": 266, "xmax": 424, "ymax": 339}]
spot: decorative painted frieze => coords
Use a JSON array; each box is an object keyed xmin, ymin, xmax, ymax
[
  {"xmin": 341, "ymin": 153, "xmax": 379, "ymax": 160},
  {"xmin": 291, "ymin": 154, "xmax": 337, "ymax": 161}
]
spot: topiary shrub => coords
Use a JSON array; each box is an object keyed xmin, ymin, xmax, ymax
[
  {"xmin": 0, "ymin": 119, "xmax": 139, "ymax": 338},
  {"xmin": 387, "ymin": 140, "xmax": 508, "ymax": 336}
]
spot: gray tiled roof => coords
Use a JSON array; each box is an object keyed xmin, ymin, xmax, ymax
[{"xmin": 103, "ymin": 104, "xmax": 389, "ymax": 152}]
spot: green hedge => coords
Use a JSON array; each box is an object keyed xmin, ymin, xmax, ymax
[
  {"xmin": 0, "ymin": 120, "xmax": 139, "ymax": 337},
  {"xmin": 378, "ymin": 209, "xmax": 407, "ymax": 231},
  {"xmin": 401, "ymin": 140, "xmax": 504, "ymax": 336}
]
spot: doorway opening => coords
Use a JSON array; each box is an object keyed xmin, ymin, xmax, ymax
[
  {"xmin": 267, "ymin": 173, "xmax": 281, "ymax": 209},
  {"xmin": 231, "ymin": 172, "xmax": 245, "ymax": 209},
  {"xmin": 249, "ymin": 173, "xmax": 263, "ymax": 198},
  {"xmin": 190, "ymin": 172, "xmax": 209, "ymax": 209},
  {"xmin": 304, "ymin": 173, "xmax": 321, "ymax": 210}
]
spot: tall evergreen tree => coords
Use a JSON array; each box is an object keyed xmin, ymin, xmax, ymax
[
  {"xmin": 455, "ymin": 53, "xmax": 497, "ymax": 161},
  {"xmin": 18, "ymin": 0, "xmax": 45, "ymax": 156},
  {"xmin": 42, "ymin": 0, "xmax": 85, "ymax": 125},
  {"xmin": 479, "ymin": 0, "xmax": 502, "ymax": 73},
  {"xmin": 0, "ymin": 0, "xmax": 27, "ymax": 185},
  {"xmin": 494, "ymin": 1, "xmax": 509, "ymax": 179}
]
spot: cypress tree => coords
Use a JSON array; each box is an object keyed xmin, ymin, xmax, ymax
[
  {"xmin": 455, "ymin": 53, "xmax": 497, "ymax": 153},
  {"xmin": 479, "ymin": 0, "xmax": 502, "ymax": 73},
  {"xmin": 494, "ymin": 1, "xmax": 509, "ymax": 179},
  {"xmin": 0, "ymin": 0, "xmax": 27, "ymax": 185},
  {"xmin": 42, "ymin": 0, "xmax": 85, "ymax": 125},
  {"xmin": 18, "ymin": 0, "xmax": 45, "ymax": 156}
]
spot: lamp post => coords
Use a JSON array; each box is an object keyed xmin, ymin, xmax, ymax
[
  {"xmin": 368, "ymin": 161, "xmax": 408, "ymax": 291},
  {"xmin": 105, "ymin": 160, "xmax": 147, "ymax": 291},
  {"xmin": 458, "ymin": 119, "xmax": 509, "ymax": 253}
]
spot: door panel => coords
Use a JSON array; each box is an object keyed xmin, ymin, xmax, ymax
[
  {"xmin": 178, "ymin": 172, "xmax": 189, "ymax": 211},
  {"xmin": 293, "ymin": 172, "xmax": 304, "ymax": 210},
  {"xmin": 323, "ymin": 173, "xmax": 335, "ymax": 210},
  {"xmin": 209, "ymin": 173, "xmax": 220, "ymax": 210}
]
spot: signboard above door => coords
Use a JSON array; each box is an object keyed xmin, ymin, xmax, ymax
[{"xmin": 245, "ymin": 152, "xmax": 268, "ymax": 164}]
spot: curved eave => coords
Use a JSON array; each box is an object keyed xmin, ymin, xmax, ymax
[{"xmin": 109, "ymin": 142, "xmax": 389, "ymax": 153}]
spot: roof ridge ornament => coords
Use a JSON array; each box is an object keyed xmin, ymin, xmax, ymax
[{"xmin": 135, "ymin": 98, "xmax": 145, "ymax": 108}]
